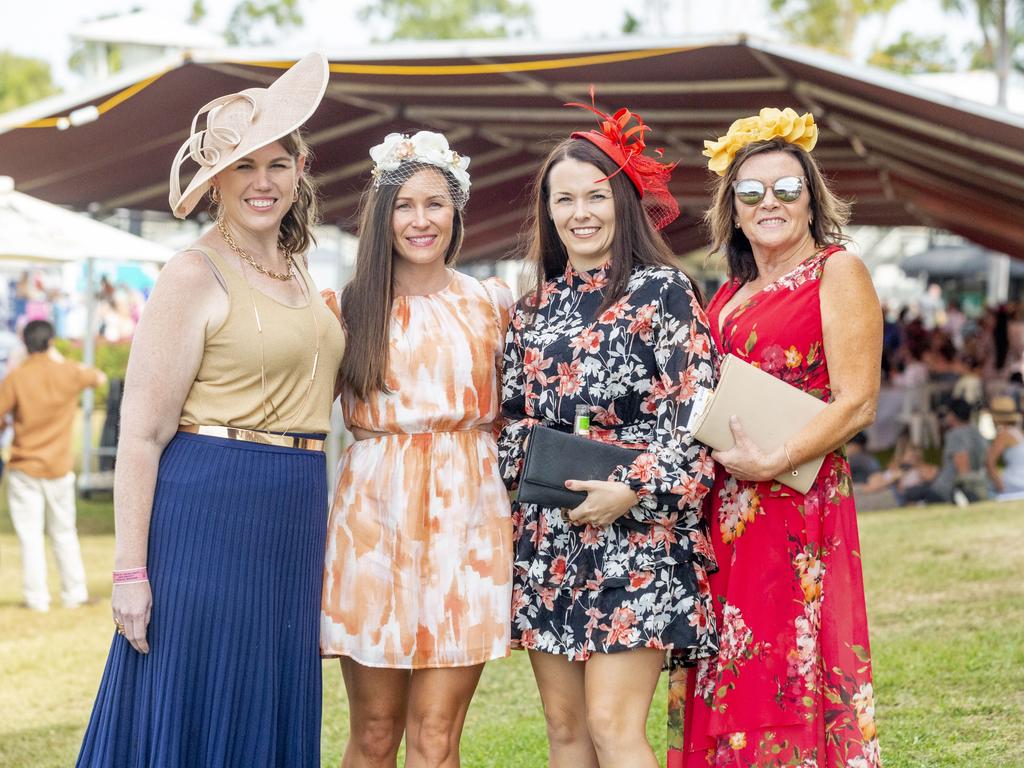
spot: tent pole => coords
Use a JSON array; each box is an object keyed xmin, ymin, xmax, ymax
[
  {"xmin": 81, "ymin": 256, "xmax": 96, "ymax": 495},
  {"xmin": 989, "ymin": 253, "xmax": 1011, "ymax": 306}
]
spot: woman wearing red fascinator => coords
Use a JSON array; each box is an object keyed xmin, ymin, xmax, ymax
[{"xmin": 497, "ymin": 94, "xmax": 719, "ymax": 767}]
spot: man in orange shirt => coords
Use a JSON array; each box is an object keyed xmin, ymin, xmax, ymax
[{"xmin": 0, "ymin": 320, "xmax": 106, "ymax": 611}]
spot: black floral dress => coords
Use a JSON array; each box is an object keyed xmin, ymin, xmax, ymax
[{"xmin": 498, "ymin": 262, "xmax": 719, "ymax": 662}]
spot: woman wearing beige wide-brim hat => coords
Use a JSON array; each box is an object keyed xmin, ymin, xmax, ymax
[
  {"xmin": 77, "ymin": 53, "xmax": 345, "ymax": 768},
  {"xmin": 986, "ymin": 395, "xmax": 1024, "ymax": 496}
]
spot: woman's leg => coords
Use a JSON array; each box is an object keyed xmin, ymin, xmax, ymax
[
  {"xmin": 340, "ymin": 658, "xmax": 411, "ymax": 768},
  {"xmin": 584, "ymin": 647, "xmax": 665, "ymax": 768},
  {"xmin": 404, "ymin": 664, "xmax": 485, "ymax": 768},
  {"xmin": 528, "ymin": 650, "xmax": 599, "ymax": 768}
]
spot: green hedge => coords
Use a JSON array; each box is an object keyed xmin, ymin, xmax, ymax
[{"xmin": 53, "ymin": 339, "xmax": 131, "ymax": 405}]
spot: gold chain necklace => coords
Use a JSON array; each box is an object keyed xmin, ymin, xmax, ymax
[{"xmin": 217, "ymin": 218, "xmax": 294, "ymax": 281}]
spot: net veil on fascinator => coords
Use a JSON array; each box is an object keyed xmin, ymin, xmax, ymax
[
  {"xmin": 567, "ymin": 88, "xmax": 680, "ymax": 231},
  {"xmin": 369, "ymin": 131, "xmax": 471, "ymax": 210}
]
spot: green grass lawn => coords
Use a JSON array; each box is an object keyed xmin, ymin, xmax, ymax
[{"xmin": 1, "ymin": 494, "xmax": 1022, "ymax": 767}]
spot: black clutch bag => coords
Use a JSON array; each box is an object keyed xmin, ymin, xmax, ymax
[{"xmin": 517, "ymin": 425, "xmax": 648, "ymax": 509}]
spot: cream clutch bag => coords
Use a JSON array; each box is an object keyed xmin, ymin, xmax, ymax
[{"xmin": 689, "ymin": 354, "xmax": 828, "ymax": 494}]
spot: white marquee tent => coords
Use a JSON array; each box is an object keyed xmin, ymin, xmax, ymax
[{"xmin": 0, "ymin": 175, "xmax": 172, "ymax": 492}]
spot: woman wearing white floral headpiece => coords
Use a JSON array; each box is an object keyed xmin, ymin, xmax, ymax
[{"xmin": 320, "ymin": 130, "xmax": 514, "ymax": 767}]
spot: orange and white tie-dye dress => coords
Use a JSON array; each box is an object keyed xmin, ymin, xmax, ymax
[{"xmin": 321, "ymin": 270, "xmax": 515, "ymax": 668}]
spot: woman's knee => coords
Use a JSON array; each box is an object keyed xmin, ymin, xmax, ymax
[
  {"xmin": 406, "ymin": 709, "xmax": 461, "ymax": 761},
  {"xmin": 349, "ymin": 709, "xmax": 404, "ymax": 761},
  {"xmin": 585, "ymin": 700, "xmax": 646, "ymax": 751},
  {"xmin": 542, "ymin": 699, "xmax": 589, "ymax": 746}
]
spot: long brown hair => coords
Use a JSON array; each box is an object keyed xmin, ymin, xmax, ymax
[
  {"xmin": 517, "ymin": 137, "xmax": 700, "ymax": 318},
  {"xmin": 704, "ymin": 138, "xmax": 850, "ymax": 284},
  {"xmin": 338, "ymin": 163, "xmax": 465, "ymax": 399},
  {"xmin": 207, "ymin": 129, "xmax": 320, "ymax": 256}
]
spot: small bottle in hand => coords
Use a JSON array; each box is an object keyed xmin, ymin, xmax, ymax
[
  {"xmin": 574, "ymin": 403, "xmax": 591, "ymax": 436},
  {"xmin": 564, "ymin": 404, "xmax": 592, "ymax": 523}
]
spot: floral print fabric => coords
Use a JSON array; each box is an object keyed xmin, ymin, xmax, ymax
[
  {"xmin": 321, "ymin": 272, "xmax": 515, "ymax": 668},
  {"xmin": 498, "ymin": 262, "xmax": 719, "ymax": 661},
  {"xmin": 668, "ymin": 247, "xmax": 882, "ymax": 768}
]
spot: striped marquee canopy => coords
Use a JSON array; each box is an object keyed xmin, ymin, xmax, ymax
[{"xmin": 2, "ymin": 36, "xmax": 1022, "ymax": 261}]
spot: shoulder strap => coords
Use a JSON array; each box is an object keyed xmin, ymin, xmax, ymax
[
  {"xmin": 183, "ymin": 245, "xmax": 232, "ymax": 293},
  {"xmin": 817, "ymin": 244, "xmax": 846, "ymax": 264},
  {"xmin": 289, "ymin": 251, "xmax": 316, "ymax": 300},
  {"xmin": 809, "ymin": 244, "xmax": 846, "ymax": 280}
]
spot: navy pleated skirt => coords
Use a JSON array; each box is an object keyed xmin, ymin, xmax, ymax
[{"xmin": 77, "ymin": 431, "xmax": 328, "ymax": 768}]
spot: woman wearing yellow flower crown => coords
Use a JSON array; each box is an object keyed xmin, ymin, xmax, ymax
[{"xmin": 667, "ymin": 108, "xmax": 883, "ymax": 768}]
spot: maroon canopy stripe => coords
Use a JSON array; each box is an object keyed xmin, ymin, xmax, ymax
[{"xmin": 1, "ymin": 38, "xmax": 1022, "ymax": 261}]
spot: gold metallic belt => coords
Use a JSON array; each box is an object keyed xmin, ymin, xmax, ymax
[{"xmin": 178, "ymin": 425, "xmax": 324, "ymax": 451}]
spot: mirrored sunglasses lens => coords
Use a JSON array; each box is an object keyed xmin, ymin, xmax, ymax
[
  {"xmin": 773, "ymin": 177, "xmax": 803, "ymax": 202},
  {"xmin": 734, "ymin": 181, "xmax": 764, "ymax": 205}
]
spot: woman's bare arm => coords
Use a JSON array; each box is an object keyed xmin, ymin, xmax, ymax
[{"xmin": 111, "ymin": 250, "xmax": 225, "ymax": 652}]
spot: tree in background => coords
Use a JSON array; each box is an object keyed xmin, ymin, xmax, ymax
[
  {"xmin": 941, "ymin": 0, "xmax": 1022, "ymax": 104},
  {"xmin": 868, "ymin": 31, "xmax": 958, "ymax": 72},
  {"xmin": 617, "ymin": 0, "xmax": 692, "ymax": 37},
  {"xmin": 358, "ymin": 0, "xmax": 534, "ymax": 40},
  {"xmin": 0, "ymin": 52, "xmax": 58, "ymax": 112},
  {"xmin": 768, "ymin": 0, "xmax": 905, "ymax": 57},
  {"xmin": 621, "ymin": 10, "xmax": 643, "ymax": 35},
  {"xmin": 769, "ymin": 0, "xmax": 969, "ymax": 77},
  {"xmin": 189, "ymin": 0, "xmax": 207, "ymax": 24},
  {"xmin": 67, "ymin": 8, "xmax": 129, "ymax": 80},
  {"xmin": 225, "ymin": 0, "xmax": 304, "ymax": 45},
  {"xmin": 64, "ymin": 2, "xmax": 305, "ymax": 80}
]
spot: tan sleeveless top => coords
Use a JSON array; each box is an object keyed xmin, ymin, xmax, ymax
[{"xmin": 179, "ymin": 246, "xmax": 345, "ymax": 435}]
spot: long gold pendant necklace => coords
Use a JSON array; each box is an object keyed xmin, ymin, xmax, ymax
[{"xmin": 218, "ymin": 218, "xmax": 320, "ymax": 437}]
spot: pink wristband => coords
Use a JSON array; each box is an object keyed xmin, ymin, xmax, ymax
[{"xmin": 112, "ymin": 567, "xmax": 148, "ymax": 584}]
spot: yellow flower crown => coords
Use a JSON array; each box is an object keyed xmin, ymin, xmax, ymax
[{"xmin": 703, "ymin": 107, "xmax": 818, "ymax": 176}]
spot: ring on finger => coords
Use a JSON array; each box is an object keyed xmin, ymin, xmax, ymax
[{"xmin": 114, "ymin": 619, "xmax": 125, "ymax": 636}]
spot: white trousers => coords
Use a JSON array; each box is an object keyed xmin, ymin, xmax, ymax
[{"xmin": 7, "ymin": 469, "xmax": 88, "ymax": 610}]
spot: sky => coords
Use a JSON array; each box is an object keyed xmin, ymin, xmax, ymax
[{"xmin": 0, "ymin": 0, "xmax": 980, "ymax": 90}]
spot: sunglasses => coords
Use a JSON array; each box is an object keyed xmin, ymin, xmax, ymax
[{"xmin": 732, "ymin": 176, "xmax": 805, "ymax": 205}]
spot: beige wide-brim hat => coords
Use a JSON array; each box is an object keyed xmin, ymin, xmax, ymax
[
  {"xmin": 990, "ymin": 395, "xmax": 1023, "ymax": 425},
  {"xmin": 168, "ymin": 52, "xmax": 329, "ymax": 219}
]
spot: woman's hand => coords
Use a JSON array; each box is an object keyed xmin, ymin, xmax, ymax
[
  {"xmin": 563, "ymin": 479, "xmax": 639, "ymax": 527},
  {"xmin": 112, "ymin": 581, "xmax": 153, "ymax": 654},
  {"xmin": 712, "ymin": 416, "xmax": 787, "ymax": 483}
]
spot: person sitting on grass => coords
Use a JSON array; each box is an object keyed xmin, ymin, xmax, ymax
[
  {"xmin": 900, "ymin": 398, "xmax": 988, "ymax": 507},
  {"xmin": 846, "ymin": 431, "xmax": 881, "ymax": 484},
  {"xmin": 886, "ymin": 441, "xmax": 937, "ymax": 495},
  {"xmin": 852, "ymin": 432, "xmax": 938, "ymax": 511},
  {"xmin": 848, "ymin": 431, "xmax": 904, "ymax": 512},
  {"xmin": 985, "ymin": 395, "xmax": 1024, "ymax": 497}
]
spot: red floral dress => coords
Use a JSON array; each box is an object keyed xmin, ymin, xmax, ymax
[{"xmin": 668, "ymin": 247, "xmax": 882, "ymax": 768}]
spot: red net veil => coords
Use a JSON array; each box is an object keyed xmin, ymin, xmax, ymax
[{"xmin": 567, "ymin": 89, "xmax": 680, "ymax": 231}]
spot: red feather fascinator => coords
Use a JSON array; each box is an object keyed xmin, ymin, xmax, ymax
[{"xmin": 567, "ymin": 88, "xmax": 680, "ymax": 231}]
